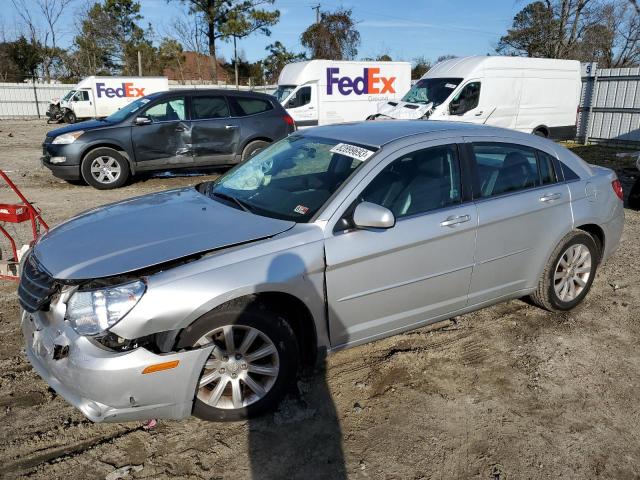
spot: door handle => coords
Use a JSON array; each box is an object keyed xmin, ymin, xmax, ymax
[
  {"xmin": 539, "ymin": 192, "xmax": 562, "ymax": 202},
  {"xmin": 225, "ymin": 125, "xmax": 238, "ymax": 129},
  {"xmin": 308, "ymin": 106, "xmax": 315, "ymax": 110},
  {"xmin": 474, "ymin": 111, "xmax": 483, "ymax": 116},
  {"xmin": 440, "ymin": 214, "xmax": 471, "ymax": 227}
]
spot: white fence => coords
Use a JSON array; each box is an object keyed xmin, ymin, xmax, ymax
[{"xmin": 0, "ymin": 82, "xmax": 276, "ymax": 118}]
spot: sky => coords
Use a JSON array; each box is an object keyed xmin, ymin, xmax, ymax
[{"xmin": 1, "ymin": 0, "xmax": 523, "ymax": 63}]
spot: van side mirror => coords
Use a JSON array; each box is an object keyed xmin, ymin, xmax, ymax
[
  {"xmin": 135, "ymin": 116, "xmax": 152, "ymax": 126},
  {"xmin": 353, "ymin": 202, "xmax": 395, "ymax": 229},
  {"xmin": 449, "ymin": 101, "xmax": 461, "ymax": 115}
]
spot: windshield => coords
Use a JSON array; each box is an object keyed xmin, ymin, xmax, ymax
[
  {"xmin": 207, "ymin": 135, "xmax": 375, "ymax": 222},
  {"xmin": 402, "ymin": 78, "xmax": 462, "ymax": 105},
  {"xmin": 104, "ymin": 96, "xmax": 153, "ymax": 123},
  {"xmin": 62, "ymin": 90, "xmax": 75, "ymax": 102},
  {"xmin": 272, "ymin": 85, "xmax": 296, "ymax": 103}
]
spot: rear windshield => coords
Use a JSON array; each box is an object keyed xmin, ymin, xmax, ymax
[{"xmin": 205, "ymin": 135, "xmax": 376, "ymax": 222}]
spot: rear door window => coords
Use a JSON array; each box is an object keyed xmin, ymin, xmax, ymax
[
  {"xmin": 192, "ymin": 96, "xmax": 230, "ymax": 120},
  {"xmin": 230, "ymin": 97, "xmax": 273, "ymax": 116},
  {"xmin": 471, "ymin": 143, "xmax": 540, "ymax": 197}
]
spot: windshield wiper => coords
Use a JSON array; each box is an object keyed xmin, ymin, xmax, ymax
[{"xmin": 211, "ymin": 191, "xmax": 253, "ymax": 213}]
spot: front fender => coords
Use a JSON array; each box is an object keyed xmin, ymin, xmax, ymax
[{"xmin": 109, "ymin": 227, "xmax": 328, "ymax": 348}]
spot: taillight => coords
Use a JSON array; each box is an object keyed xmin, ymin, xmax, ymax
[
  {"xmin": 283, "ymin": 114, "xmax": 295, "ymax": 129},
  {"xmin": 612, "ymin": 179, "xmax": 624, "ymax": 201}
]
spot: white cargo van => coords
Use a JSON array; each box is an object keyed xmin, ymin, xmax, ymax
[
  {"xmin": 273, "ymin": 60, "xmax": 411, "ymax": 127},
  {"xmin": 374, "ymin": 56, "xmax": 581, "ymax": 139},
  {"xmin": 48, "ymin": 76, "xmax": 168, "ymax": 124}
]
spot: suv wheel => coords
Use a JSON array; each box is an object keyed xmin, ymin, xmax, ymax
[
  {"xmin": 530, "ymin": 231, "xmax": 598, "ymax": 311},
  {"xmin": 81, "ymin": 148, "xmax": 130, "ymax": 190},
  {"xmin": 178, "ymin": 298, "xmax": 299, "ymax": 421},
  {"xmin": 241, "ymin": 140, "xmax": 270, "ymax": 161}
]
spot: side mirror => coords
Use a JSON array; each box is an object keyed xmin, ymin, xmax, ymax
[
  {"xmin": 135, "ymin": 116, "xmax": 152, "ymax": 126},
  {"xmin": 353, "ymin": 202, "xmax": 395, "ymax": 229},
  {"xmin": 449, "ymin": 102, "xmax": 461, "ymax": 115}
]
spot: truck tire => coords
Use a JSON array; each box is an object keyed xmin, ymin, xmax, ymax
[
  {"xmin": 530, "ymin": 231, "xmax": 598, "ymax": 312},
  {"xmin": 81, "ymin": 148, "xmax": 130, "ymax": 190},
  {"xmin": 533, "ymin": 128, "xmax": 548, "ymax": 138},
  {"xmin": 241, "ymin": 140, "xmax": 270, "ymax": 161},
  {"xmin": 177, "ymin": 297, "xmax": 299, "ymax": 421},
  {"xmin": 64, "ymin": 110, "xmax": 76, "ymax": 124}
]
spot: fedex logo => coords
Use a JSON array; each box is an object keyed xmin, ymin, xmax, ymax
[
  {"xmin": 326, "ymin": 68, "xmax": 396, "ymax": 96},
  {"xmin": 96, "ymin": 82, "xmax": 146, "ymax": 98}
]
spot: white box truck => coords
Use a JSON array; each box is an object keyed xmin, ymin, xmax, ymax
[
  {"xmin": 273, "ymin": 60, "xmax": 411, "ymax": 127},
  {"xmin": 374, "ymin": 56, "xmax": 581, "ymax": 139},
  {"xmin": 47, "ymin": 76, "xmax": 168, "ymax": 124}
]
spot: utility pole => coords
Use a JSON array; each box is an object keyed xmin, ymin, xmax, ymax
[
  {"xmin": 137, "ymin": 50, "xmax": 142, "ymax": 76},
  {"xmin": 312, "ymin": 4, "xmax": 320, "ymax": 23}
]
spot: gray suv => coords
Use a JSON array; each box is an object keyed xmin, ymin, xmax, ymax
[
  {"xmin": 41, "ymin": 89, "xmax": 296, "ymax": 189},
  {"xmin": 21, "ymin": 121, "xmax": 623, "ymax": 422}
]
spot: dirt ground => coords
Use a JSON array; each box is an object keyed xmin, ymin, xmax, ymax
[{"xmin": 0, "ymin": 119, "xmax": 639, "ymax": 480}]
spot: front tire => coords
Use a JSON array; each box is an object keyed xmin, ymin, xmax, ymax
[
  {"xmin": 177, "ymin": 298, "xmax": 299, "ymax": 421},
  {"xmin": 530, "ymin": 231, "xmax": 598, "ymax": 311},
  {"xmin": 629, "ymin": 178, "xmax": 640, "ymax": 210},
  {"xmin": 63, "ymin": 110, "xmax": 76, "ymax": 124},
  {"xmin": 81, "ymin": 148, "xmax": 130, "ymax": 190}
]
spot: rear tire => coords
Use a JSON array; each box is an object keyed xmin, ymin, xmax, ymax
[
  {"xmin": 81, "ymin": 148, "xmax": 130, "ymax": 190},
  {"xmin": 241, "ymin": 140, "xmax": 270, "ymax": 161},
  {"xmin": 177, "ymin": 297, "xmax": 299, "ymax": 422},
  {"xmin": 530, "ymin": 231, "xmax": 598, "ymax": 311},
  {"xmin": 533, "ymin": 128, "xmax": 548, "ymax": 138}
]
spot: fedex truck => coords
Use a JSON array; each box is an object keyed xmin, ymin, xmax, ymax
[
  {"xmin": 47, "ymin": 76, "xmax": 168, "ymax": 124},
  {"xmin": 373, "ymin": 56, "xmax": 581, "ymax": 139},
  {"xmin": 273, "ymin": 60, "xmax": 411, "ymax": 127}
]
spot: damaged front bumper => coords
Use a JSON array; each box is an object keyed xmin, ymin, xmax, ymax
[{"xmin": 21, "ymin": 309, "xmax": 213, "ymax": 423}]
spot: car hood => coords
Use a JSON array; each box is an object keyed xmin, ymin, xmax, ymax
[
  {"xmin": 33, "ymin": 187, "xmax": 295, "ymax": 280},
  {"xmin": 47, "ymin": 119, "xmax": 114, "ymax": 138}
]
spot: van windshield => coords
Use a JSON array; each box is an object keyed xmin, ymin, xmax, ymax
[
  {"xmin": 402, "ymin": 78, "xmax": 462, "ymax": 105},
  {"xmin": 62, "ymin": 90, "xmax": 75, "ymax": 102},
  {"xmin": 272, "ymin": 85, "xmax": 296, "ymax": 103},
  {"xmin": 104, "ymin": 96, "xmax": 153, "ymax": 123},
  {"xmin": 205, "ymin": 135, "xmax": 374, "ymax": 222}
]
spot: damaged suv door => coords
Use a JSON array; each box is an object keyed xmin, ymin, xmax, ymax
[{"xmin": 131, "ymin": 95, "xmax": 193, "ymax": 169}]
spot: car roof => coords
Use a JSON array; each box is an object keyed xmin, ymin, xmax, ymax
[
  {"xmin": 160, "ymin": 88, "xmax": 272, "ymax": 98},
  {"xmin": 299, "ymin": 120, "xmax": 509, "ymax": 148}
]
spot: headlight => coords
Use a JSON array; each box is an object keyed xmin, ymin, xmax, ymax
[
  {"xmin": 52, "ymin": 130, "xmax": 84, "ymax": 144},
  {"xmin": 66, "ymin": 280, "xmax": 146, "ymax": 335}
]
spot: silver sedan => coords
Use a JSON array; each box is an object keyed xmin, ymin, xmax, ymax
[{"xmin": 20, "ymin": 121, "xmax": 624, "ymax": 422}]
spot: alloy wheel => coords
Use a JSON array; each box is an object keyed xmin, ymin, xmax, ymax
[
  {"xmin": 195, "ymin": 325, "xmax": 280, "ymax": 410},
  {"xmin": 554, "ymin": 243, "xmax": 592, "ymax": 302},
  {"xmin": 90, "ymin": 156, "xmax": 121, "ymax": 184}
]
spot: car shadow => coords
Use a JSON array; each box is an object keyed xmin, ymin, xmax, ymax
[{"xmin": 246, "ymin": 252, "xmax": 348, "ymax": 479}]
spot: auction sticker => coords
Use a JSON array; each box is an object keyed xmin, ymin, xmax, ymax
[
  {"xmin": 330, "ymin": 143, "xmax": 375, "ymax": 161},
  {"xmin": 294, "ymin": 205, "xmax": 309, "ymax": 215}
]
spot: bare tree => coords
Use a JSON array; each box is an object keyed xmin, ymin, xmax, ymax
[
  {"xmin": 171, "ymin": 14, "xmax": 208, "ymax": 80},
  {"xmin": 11, "ymin": 0, "xmax": 73, "ymax": 81}
]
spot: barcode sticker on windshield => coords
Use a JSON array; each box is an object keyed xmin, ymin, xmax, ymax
[
  {"xmin": 330, "ymin": 143, "xmax": 375, "ymax": 161},
  {"xmin": 445, "ymin": 83, "xmax": 457, "ymax": 89}
]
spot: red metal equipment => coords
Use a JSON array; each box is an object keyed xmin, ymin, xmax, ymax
[{"xmin": 0, "ymin": 169, "xmax": 49, "ymax": 281}]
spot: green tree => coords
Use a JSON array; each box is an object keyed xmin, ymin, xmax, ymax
[
  {"xmin": 262, "ymin": 41, "xmax": 305, "ymax": 84},
  {"xmin": 300, "ymin": 8, "xmax": 360, "ymax": 60},
  {"xmin": 8, "ymin": 35, "xmax": 43, "ymax": 80},
  {"xmin": 220, "ymin": 2, "xmax": 279, "ymax": 86},
  {"xmin": 174, "ymin": 0, "xmax": 279, "ymax": 83},
  {"xmin": 497, "ymin": 1, "xmax": 558, "ymax": 57},
  {"xmin": 411, "ymin": 56, "xmax": 431, "ymax": 79},
  {"xmin": 73, "ymin": 0, "xmax": 154, "ymax": 75},
  {"xmin": 157, "ymin": 38, "xmax": 186, "ymax": 80}
]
